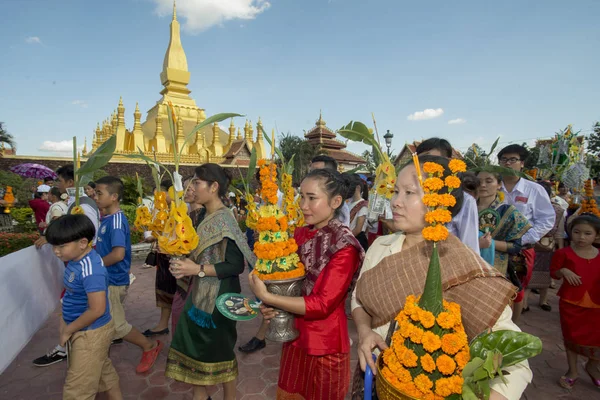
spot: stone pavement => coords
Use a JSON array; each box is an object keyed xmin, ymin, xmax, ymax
[{"xmin": 0, "ymin": 261, "xmax": 598, "ymax": 399}]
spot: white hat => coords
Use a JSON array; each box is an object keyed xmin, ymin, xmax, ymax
[
  {"xmin": 229, "ymin": 192, "xmax": 236, "ymax": 198},
  {"xmin": 37, "ymin": 184, "xmax": 51, "ymax": 193}
]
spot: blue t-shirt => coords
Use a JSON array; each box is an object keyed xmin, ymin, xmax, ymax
[
  {"xmin": 96, "ymin": 210, "xmax": 131, "ymax": 286},
  {"xmin": 62, "ymin": 250, "xmax": 111, "ymax": 330}
]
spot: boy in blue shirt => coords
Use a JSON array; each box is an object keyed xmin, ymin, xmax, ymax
[
  {"xmin": 45, "ymin": 214, "xmax": 122, "ymax": 400},
  {"xmin": 94, "ymin": 176, "xmax": 163, "ymax": 373}
]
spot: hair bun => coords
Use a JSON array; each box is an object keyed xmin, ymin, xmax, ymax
[{"xmin": 60, "ymin": 193, "xmax": 69, "ymax": 201}]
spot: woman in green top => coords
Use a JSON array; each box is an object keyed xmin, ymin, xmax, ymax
[{"xmin": 166, "ymin": 163, "xmax": 256, "ymax": 400}]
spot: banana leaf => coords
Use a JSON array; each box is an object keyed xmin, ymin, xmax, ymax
[
  {"xmin": 417, "ymin": 244, "xmax": 443, "ymax": 316},
  {"xmin": 469, "ymin": 330, "xmax": 542, "ymax": 368},
  {"xmin": 125, "ymin": 147, "xmax": 174, "ymax": 182},
  {"xmin": 261, "ymin": 125, "xmax": 286, "ymax": 162},
  {"xmin": 135, "ymin": 173, "xmax": 144, "ymax": 203},
  {"xmin": 246, "ymin": 147, "xmax": 257, "ymax": 189},
  {"xmin": 181, "ymin": 113, "xmax": 244, "ymax": 155},
  {"xmin": 338, "ymin": 121, "xmax": 385, "ymax": 162},
  {"xmin": 488, "ymin": 137, "xmax": 500, "ymax": 156},
  {"xmin": 76, "ymin": 135, "xmax": 116, "ymax": 185}
]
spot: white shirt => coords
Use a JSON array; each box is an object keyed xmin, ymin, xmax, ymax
[
  {"xmin": 347, "ymin": 199, "xmax": 368, "ymax": 232},
  {"xmin": 501, "ymin": 179, "xmax": 556, "ymax": 245},
  {"xmin": 447, "ymin": 194, "xmax": 480, "ymax": 253},
  {"xmin": 351, "ymin": 233, "xmax": 532, "ymax": 400},
  {"xmin": 67, "ymin": 194, "xmax": 100, "ymax": 243},
  {"xmin": 338, "ymin": 202, "xmax": 350, "ymax": 227}
]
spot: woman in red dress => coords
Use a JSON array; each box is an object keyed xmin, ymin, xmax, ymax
[
  {"xmin": 249, "ymin": 168, "xmax": 365, "ymax": 400},
  {"xmin": 550, "ymin": 214, "xmax": 600, "ymax": 389}
]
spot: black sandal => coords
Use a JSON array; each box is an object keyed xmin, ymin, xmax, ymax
[
  {"xmin": 522, "ymin": 306, "xmax": 530, "ymax": 313},
  {"xmin": 143, "ymin": 328, "xmax": 170, "ymax": 337},
  {"xmin": 540, "ymin": 303, "xmax": 552, "ymax": 312}
]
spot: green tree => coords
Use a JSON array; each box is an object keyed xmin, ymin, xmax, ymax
[
  {"xmin": 587, "ymin": 121, "xmax": 600, "ymax": 156},
  {"xmin": 361, "ymin": 150, "xmax": 376, "ymax": 174},
  {"xmin": 521, "ymin": 142, "xmax": 540, "ymax": 170},
  {"xmin": 278, "ymin": 133, "xmax": 322, "ymax": 184},
  {"xmin": 0, "ymin": 122, "xmax": 16, "ymax": 154},
  {"xmin": 463, "ymin": 143, "xmax": 487, "ymax": 169}
]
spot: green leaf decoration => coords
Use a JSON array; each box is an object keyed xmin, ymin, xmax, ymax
[
  {"xmin": 247, "ymin": 147, "xmax": 258, "ymax": 188},
  {"xmin": 77, "ymin": 135, "xmax": 116, "ymax": 184},
  {"xmin": 261, "ymin": 125, "xmax": 286, "ymax": 162},
  {"xmin": 488, "ymin": 137, "xmax": 500, "ymax": 156},
  {"xmin": 125, "ymin": 147, "xmax": 173, "ymax": 182},
  {"xmin": 469, "ymin": 330, "xmax": 543, "ymax": 369},
  {"xmin": 417, "ymin": 244, "xmax": 443, "ymax": 316},
  {"xmin": 338, "ymin": 121, "xmax": 385, "ymax": 162},
  {"xmin": 462, "ymin": 357, "xmax": 485, "ymax": 378},
  {"xmin": 135, "ymin": 173, "xmax": 144, "ymax": 202},
  {"xmin": 180, "ymin": 113, "xmax": 244, "ymax": 154},
  {"xmin": 460, "ymin": 384, "xmax": 478, "ymax": 400},
  {"xmin": 471, "ymin": 165, "xmax": 533, "ymax": 180}
]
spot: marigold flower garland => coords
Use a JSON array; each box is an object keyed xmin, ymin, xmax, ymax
[
  {"xmin": 380, "ymin": 157, "xmax": 470, "ymax": 399},
  {"xmin": 249, "ymin": 159, "xmax": 305, "ymax": 281},
  {"xmin": 581, "ymin": 179, "xmax": 600, "ymax": 217}
]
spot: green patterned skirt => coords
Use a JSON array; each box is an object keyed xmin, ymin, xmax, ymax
[{"xmin": 165, "ymin": 288, "xmax": 238, "ymax": 386}]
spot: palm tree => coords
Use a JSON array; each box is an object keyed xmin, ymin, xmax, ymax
[
  {"xmin": 0, "ymin": 122, "xmax": 16, "ymax": 153},
  {"xmin": 279, "ymin": 132, "xmax": 322, "ymax": 184}
]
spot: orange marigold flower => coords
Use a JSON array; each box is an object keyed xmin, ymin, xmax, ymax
[
  {"xmin": 425, "ymin": 209, "xmax": 452, "ymax": 224},
  {"xmin": 422, "ymin": 193, "xmax": 442, "ymax": 207},
  {"xmin": 419, "ymin": 309, "xmax": 436, "ymax": 329},
  {"xmin": 441, "ymin": 332, "xmax": 467, "ymax": 355},
  {"xmin": 399, "ymin": 346, "xmax": 418, "ymax": 368},
  {"xmin": 422, "ymin": 224, "xmax": 449, "ymax": 242},
  {"xmin": 444, "ymin": 175, "xmax": 461, "ymax": 189},
  {"xmin": 448, "ymin": 159, "xmax": 467, "ymax": 173},
  {"xmin": 414, "ymin": 374, "xmax": 434, "ymax": 394},
  {"xmin": 438, "ymin": 193, "xmax": 457, "ymax": 207},
  {"xmin": 423, "ymin": 177, "xmax": 445, "ymax": 192},
  {"xmin": 422, "ymin": 162, "xmax": 445, "ymax": 175},
  {"xmin": 420, "ymin": 353, "xmax": 436, "ymax": 373},
  {"xmin": 399, "ymin": 320, "xmax": 414, "ymax": 339},
  {"xmin": 408, "ymin": 324, "xmax": 425, "ymax": 344},
  {"xmin": 444, "ymin": 301, "xmax": 462, "ymax": 318},
  {"xmin": 455, "ymin": 347, "xmax": 471, "ymax": 370},
  {"xmin": 421, "ymin": 331, "xmax": 442, "ymax": 353},
  {"xmin": 436, "ymin": 311, "xmax": 456, "ymax": 329},
  {"xmin": 434, "ymin": 377, "xmax": 453, "ymax": 397},
  {"xmin": 436, "ymin": 354, "xmax": 457, "ymax": 375}
]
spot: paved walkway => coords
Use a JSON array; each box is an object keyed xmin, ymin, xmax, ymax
[{"xmin": 0, "ymin": 262, "xmax": 598, "ymax": 399}]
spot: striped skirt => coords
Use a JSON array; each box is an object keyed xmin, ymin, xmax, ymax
[{"xmin": 277, "ymin": 343, "xmax": 350, "ymax": 400}]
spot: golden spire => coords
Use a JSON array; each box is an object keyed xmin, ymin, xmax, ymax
[
  {"xmin": 82, "ymin": 138, "xmax": 88, "ymax": 155},
  {"xmin": 160, "ymin": 0, "xmax": 190, "ymax": 94},
  {"xmin": 132, "ymin": 102, "xmax": 145, "ymax": 152},
  {"xmin": 224, "ymin": 119, "xmax": 235, "ymax": 153},
  {"xmin": 173, "ymin": 0, "xmax": 177, "ymax": 20},
  {"xmin": 236, "ymin": 127, "xmax": 242, "ymax": 140},
  {"xmin": 317, "ymin": 110, "xmax": 326, "ymax": 127}
]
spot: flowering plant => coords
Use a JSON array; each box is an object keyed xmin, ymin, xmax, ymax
[
  {"xmin": 580, "ymin": 179, "xmax": 600, "ymax": 217},
  {"xmin": 133, "ymin": 173, "xmax": 153, "ymax": 232}
]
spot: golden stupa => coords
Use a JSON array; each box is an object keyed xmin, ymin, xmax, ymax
[{"xmin": 89, "ymin": 1, "xmax": 266, "ymax": 165}]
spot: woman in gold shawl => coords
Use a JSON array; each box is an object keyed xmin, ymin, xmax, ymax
[
  {"xmin": 166, "ymin": 164, "xmax": 256, "ymax": 400},
  {"xmin": 351, "ymin": 155, "xmax": 532, "ymax": 400}
]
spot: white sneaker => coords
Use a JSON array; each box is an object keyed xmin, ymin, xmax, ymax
[{"xmin": 129, "ymin": 273, "xmax": 136, "ymax": 285}]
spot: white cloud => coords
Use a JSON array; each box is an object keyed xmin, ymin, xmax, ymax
[
  {"xmin": 448, "ymin": 118, "xmax": 466, "ymax": 125},
  {"xmin": 154, "ymin": 0, "xmax": 271, "ymax": 33},
  {"xmin": 39, "ymin": 140, "xmax": 83, "ymax": 153},
  {"xmin": 25, "ymin": 36, "xmax": 42, "ymax": 45},
  {"xmin": 71, "ymin": 100, "xmax": 88, "ymax": 108},
  {"xmin": 407, "ymin": 108, "xmax": 444, "ymax": 121}
]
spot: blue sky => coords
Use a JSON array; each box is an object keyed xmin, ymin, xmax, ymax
[{"xmin": 1, "ymin": 0, "xmax": 599, "ymax": 158}]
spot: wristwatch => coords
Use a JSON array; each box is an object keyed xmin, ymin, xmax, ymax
[{"xmin": 197, "ymin": 264, "xmax": 206, "ymax": 278}]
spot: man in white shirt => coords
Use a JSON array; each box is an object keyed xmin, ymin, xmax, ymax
[
  {"xmin": 497, "ymin": 144, "xmax": 556, "ymax": 322},
  {"xmin": 416, "ymin": 138, "xmax": 480, "ymax": 253}
]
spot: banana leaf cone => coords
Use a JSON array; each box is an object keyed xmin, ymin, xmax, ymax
[{"xmin": 418, "ymin": 243, "xmax": 444, "ymax": 316}]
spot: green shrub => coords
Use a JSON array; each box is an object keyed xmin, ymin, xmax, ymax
[
  {"xmin": 120, "ymin": 204, "xmax": 137, "ymax": 224},
  {"xmin": 0, "ymin": 170, "xmax": 37, "ymax": 207},
  {"xmin": 0, "ymin": 232, "xmax": 40, "ymax": 257},
  {"xmin": 130, "ymin": 229, "xmax": 144, "ymax": 244}
]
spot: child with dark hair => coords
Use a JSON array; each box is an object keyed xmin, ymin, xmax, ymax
[
  {"xmin": 29, "ymin": 184, "xmax": 51, "ymax": 233},
  {"xmin": 345, "ymin": 173, "xmax": 369, "ymax": 250},
  {"xmin": 249, "ymin": 168, "xmax": 365, "ymax": 399},
  {"xmin": 94, "ymin": 176, "xmax": 163, "ymax": 373},
  {"xmin": 415, "ymin": 137, "xmax": 453, "ymax": 158},
  {"xmin": 551, "ymin": 214, "xmax": 600, "ymax": 389},
  {"xmin": 45, "ymin": 215, "xmax": 122, "ymax": 400}
]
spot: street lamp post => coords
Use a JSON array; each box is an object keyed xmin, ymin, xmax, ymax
[{"xmin": 383, "ymin": 130, "xmax": 394, "ymax": 157}]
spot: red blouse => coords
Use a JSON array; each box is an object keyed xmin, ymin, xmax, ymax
[
  {"xmin": 550, "ymin": 246, "xmax": 600, "ymax": 307},
  {"xmin": 291, "ymin": 227, "xmax": 361, "ymax": 356},
  {"xmin": 29, "ymin": 198, "xmax": 50, "ymax": 226}
]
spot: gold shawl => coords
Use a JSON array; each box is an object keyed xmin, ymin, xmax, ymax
[{"xmin": 356, "ymin": 235, "xmax": 517, "ymax": 340}]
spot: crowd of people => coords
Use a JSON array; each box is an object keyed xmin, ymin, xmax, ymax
[{"xmin": 22, "ymin": 138, "xmax": 599, "ymax": 400}]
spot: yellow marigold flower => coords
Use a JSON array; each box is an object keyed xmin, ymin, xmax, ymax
[
  {"xmin": 414, "ymin": 374, "xmax": 434, "ymax": 394},
  {"xmin": 448, "ymin": 159, "xmax": 467, "ymax": 173},
  {"xmin": 420, "ymin": 353, "xmax": 436, "ymax": 373},
  {"xmin": 422, "ymin": 162, "xmax": 445, "ymax": 175},
  {"xmin": 423, "ymin": 177, "xmax": 445, "ymax": 192},
  {"xmin": 419, "ymin": 309, "xmax": 436, "ymax": 329},
  {"xmin": 399, "ymin": 320, "xmax": 414, "ymax": 339},
  {"xmin": 422, "ymin": 193, "xmax": 442, "ymax": 207},
  {"xmin": 421, "ymin": 331, "xmax": 442, "ymax": 353},
  {"xmin": 422, "ymin": 224, "xmax": 449, "ymax": 242},
  {"xmin": 438, "ymin": 193, "xmax": 457, "ymax": 207},
  {"xmin": 444, "ymin": 301, "xmax": 462, "ymax": 318},
  {"xmin": 441, "ymin": 332, "xmax": 467, "ymax": 355},
  {"xmin": 444, "ymin": 175, "xmax": 461, "ymax": 189},
  {"xmin": 436, "ymin": 354, "xmax": 457, "ymax": 375},
  {"xmin": 436, "ymin": 311, "xmax": 456, "ymax": 329},
  {"xmin": 425, "ymin": 209, "xmax": 452, "ymax": 224},
  {"xmin": 434, "ymin": 377, "xmax": 453, "ymax": 397},
  {"xmin": 455, "ymin": 347, "xmax": 471, "ymax": 370}
]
